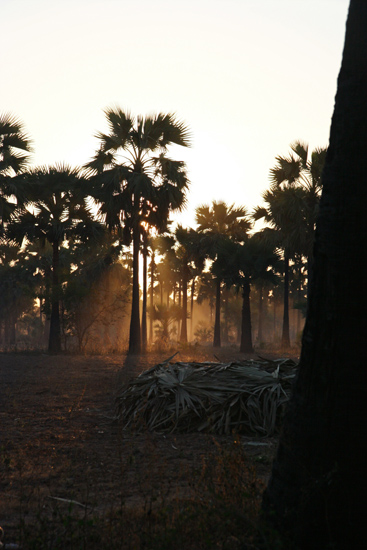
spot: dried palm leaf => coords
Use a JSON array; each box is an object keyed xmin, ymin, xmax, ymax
[{"xmin": 115, "ymin": 357, "xmax": 297, "ymax": 436}]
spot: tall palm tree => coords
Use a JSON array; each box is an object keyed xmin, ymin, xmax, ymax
[
  {"xmin": 253, "ymin": 186, "xmax": 306, "ymax": 346},
  {"xmin": 270, "ymin": 141, "xmax": 327, "ymax": 282},
  {"xmin": 263, "ymin": 2, "xmax": 367, "ymax": 547},
  {"xmin": 87, "ymin": 108, "xmax": 191, "ymax": 354},
  {"xmin": 175, "ymin": 225, "xmax": 206, "ymax": 343},
  {"xmin": 7, "ymin": 165, "xmax": 101, "ymax": 353},
  {"xmin": 0, "ymin": 113, "xmax": 32, "ymax": 230},
  {"xmin": 196, "ymin": 201, "xmax": 251, "ymax": 347},
  {"xmin": 213, "ymin": 235, "xmax": 279, "ymax": 353},
  {"xmin": 141, "ymin": 227, "xmax": 150, "ymax": 352}
]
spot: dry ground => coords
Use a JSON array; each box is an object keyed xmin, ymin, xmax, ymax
[{"xmin": 0, "ymin": 347, "xmax": 299, "ymax": 549}]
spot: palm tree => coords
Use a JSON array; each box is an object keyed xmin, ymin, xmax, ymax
[
  {"xmin": 141, "ymin": 227, "xmax": 149, "ymax": 352},
  {"xmin": 253, "ymin": 186, "xmax": 306, "ymax": 346},
  {"xmin": 270, "ymin": 141, "xmax": 327, "ymax": 282},
  {"xmin": 196, "ymin": 272, "xmax": 216, "ymax": 324},
  {"xmin": 263, "ymin": 2, "xmax": 367, "ymax": 547},
  {"xmin": 87, "ymin": 108, "xmax": 191, "ymax": 354},
  {"xmin": 151, "ymin": 303, "xmax": 181, "ymax": 346},
  {"xmin": 174, "ymin": 226, "xmax": 206, "ymax": 343},
  {"xmin": 213, "ymin": 236, "xmax": 279, "ymax": 353},
  {"xmin": 7, "ymin": 165, "xmax": 101, "ymax": 353},
  {"xmin": 0, "ymin": 113, "xmax": 32, "ymax": 175},
  {"xmin": 0, "ymin": 113, "xmax": 32, "ymax": 230},
  {"xmin": 196, "ymin": 201, "xmax": 251, "ymax": 347}
]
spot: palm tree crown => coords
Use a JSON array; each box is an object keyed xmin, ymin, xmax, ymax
[
  {"xmin": 7, "ymin": 164, "xmax": 100, "ymax": 353},
  {"xmin": 87, "ymin": 107, "xmax": 191, "ymax": 354},
  {"xmin": 0, "ymin": 113, "xmax": 32, "ymax": 230},
  {"xmin": 195, "ymin": 201, "xmax": 252, "ymax": 348},
  {"xmin": 0, "ymin": 113, "xmax": 32, "ymax": 176}
]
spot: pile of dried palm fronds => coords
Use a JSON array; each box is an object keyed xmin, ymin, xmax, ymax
[{"xmin": 115, "ymin": 356, "xmax": 297, "ymax": 436}]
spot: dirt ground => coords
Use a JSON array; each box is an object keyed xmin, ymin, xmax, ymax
[{"xmin": 0, "ymin": 347, "xmax": 298, "ymax": 548}]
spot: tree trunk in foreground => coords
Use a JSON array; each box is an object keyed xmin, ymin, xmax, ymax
[{"xmin": 263, "ymin": 2, "xmax": 367, "ymax": 548}]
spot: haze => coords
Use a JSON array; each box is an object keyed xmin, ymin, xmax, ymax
[{"xmin": 1, "ymin": 0, "xmax": 349, "ymax": 225}]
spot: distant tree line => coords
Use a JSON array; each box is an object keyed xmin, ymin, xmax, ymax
[{"xmin": 0, "ymin": 110, "xmax": 326, "ymax": 354}]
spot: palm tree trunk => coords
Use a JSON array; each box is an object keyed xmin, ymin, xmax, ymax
[
  {"xmin": 306, "ymin": 254, "xmax": 313, "ymax": 302},
  {"xmin": 297, "ymin": 283, "xmax": 302, "ymax": 336},
  {"xmin": 49, "ymin": 240, "xmax": 61, "ymax": 353},
  {"xmin": 223, "ymin": 288, "xmax": 229, "ymax": 344},
  {"xmin": 258, "ymin": 285, "xmax": 264, "ymax": 343},
  {"xmin": 160, "ymin": 279, "xmax": 163, "ymax": 305},
  {"xmin": 178, "ymin": 280, "xmax": 182, "ymax": 339},
  {"xmin": 141, "ymin": 240, "xmax": 148, "ymax": 353},
  {"xmin": 180, "ymin": 264, "xmax": 188, "ymax": 342},
  {"xmin": 240, "ymin": 279, "xmax": 253, "ymax": 353},
  {"xmin": 149, "ymin": 250, "xmax": 155, "ymax": 344},
  {"xmin": 128, "ymin": 225, "xmax": 141, "ymax": 354},
  {"xmin": 273, "ymin": 298, "xmax": 278, "ymax": 343},
  {"xmin": 190, "ymin": 277, "xmax": 195, "ymax": 340},
  {"xmin": 263, "ymin": 2, "xmax": 367, "ymax": 547},
  {"xmin": 281, "ymin": 253, "xmax": 290, "ymax": 347},
  {"xmin": 213, "ymin": 278, "xmax": 221, "ymax": 348}
]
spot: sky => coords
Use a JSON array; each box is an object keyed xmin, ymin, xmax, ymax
[{"xmin": 1, "ymin": 0, "xmax": 350, "ymax": 228}]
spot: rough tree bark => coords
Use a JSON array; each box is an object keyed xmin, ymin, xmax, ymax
[{"xmin": 263, "ymin": 2, "xmax": 367, "ymax": 548}]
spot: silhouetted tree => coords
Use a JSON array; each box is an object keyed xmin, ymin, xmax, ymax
[
  {"xmin": 214, "ymin": 236, "xmax": 278, "ymax": 353},
  {"xmin": 254, "ymin": 187, "xmax": 305, "ymax": 346},
  {"xmin": 196, "ymin": 201, "xmax": 251, "ymax": 347},
  {"xmin": 0, "ymin": 113, "xmax": 32, "ymax": 231},
  {"xmin": 175, "ymin": 226, "xmax": 205, "ymax": 343},
  {"xmin": 263, "ymin": 2, "xmax": 367, "ymax": 547},
  {"xmin": 269, "ymin": 140, "xmax": 326, "ymax": 288},
  {"xmin": 7, "ymin": 165, "xmax": 100, "ymax": 353},
  {"xmin": 87, "ymin": 109, "xmax": 190, "ymax": 354}
]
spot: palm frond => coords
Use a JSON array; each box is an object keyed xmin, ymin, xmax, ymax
[
  {"xmin": 290, "ymin": 141, "xmax": 308, "ymax": 168},
  {"xmin": 269, "ymin": 155, "xmax": 301, "ymax": 186},
  {"xmin": 116, "ymin": 357, "xmax": 296, "ymax": 436}
]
